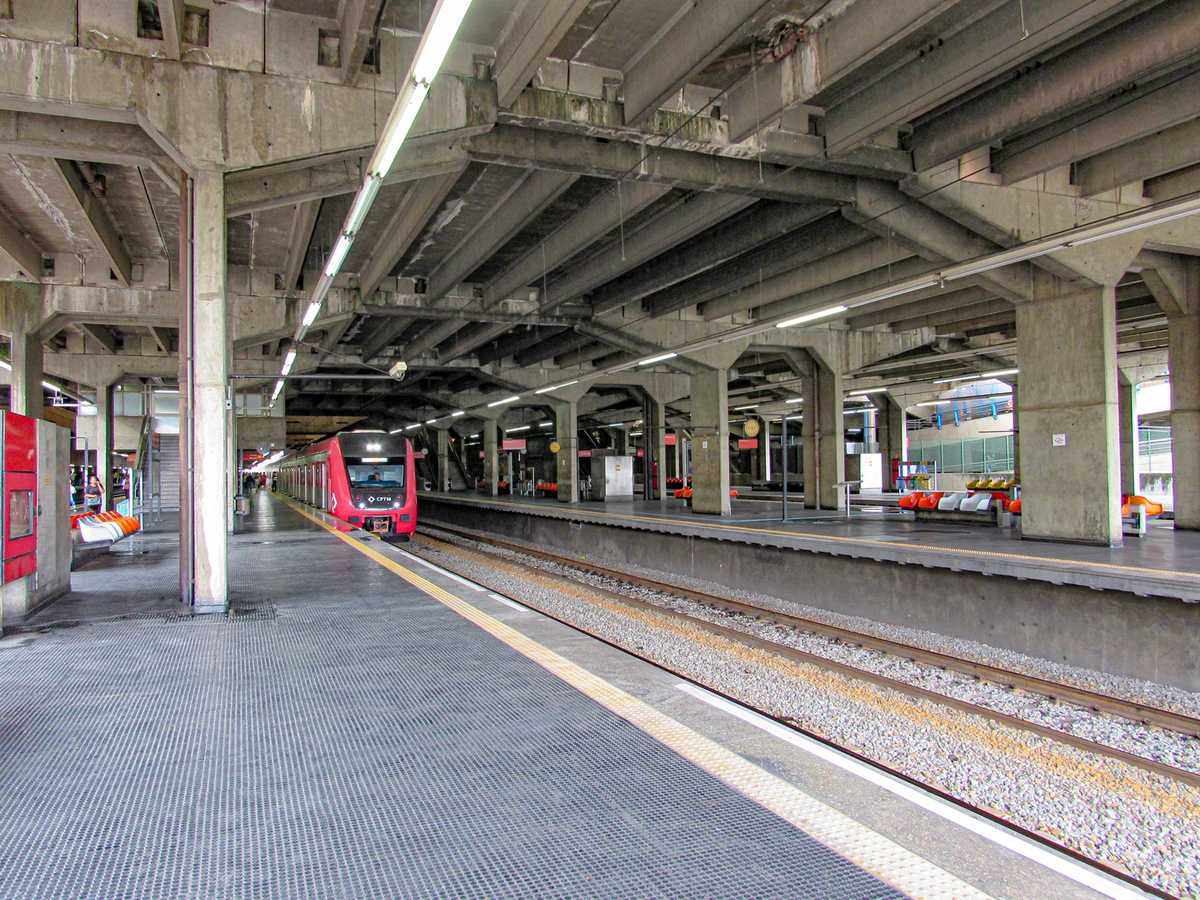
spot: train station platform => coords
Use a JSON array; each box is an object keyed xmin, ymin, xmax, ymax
[
  {"xmin": 0, "ymin": 491, "xmax": 1103, "ymax": 898},
  {"xmin": 418, "ymin": 492, "xmax": 1200, "ymax": 692},
  {"xmin": 419, "ymin": 491, "xmax": 1200, "ymax": 601}
]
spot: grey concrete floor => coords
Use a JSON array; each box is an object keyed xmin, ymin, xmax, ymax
[{"xmin": 0, "ymin": 491, "xmax": 1115, "ymax": 897}]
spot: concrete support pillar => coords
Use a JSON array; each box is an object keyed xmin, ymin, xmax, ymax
[
  {"xmin": 1016, "ymin": 280, "xmax": 1120, "ymax": 545},
  {"xmin": 0, "ymin": 281, "xmax": 44, "ymax": 419},
  {"xmin": 554, "ymin": 400, "xmax": 578, "ymax": 503},
  {"xmin": 613, "ymin": 425, "xmax": 628, "ymax": 455},
  {"xmin": 482, "ymin": 419, "xmax": 499, "ymax": 496},
  {"xmin": 876, "ymin": 396, "xmax": 907, "ymax": 491},
  {"xmin": 756, "ymin": 416, "xmax": 771, "ymax": 483},
  {"xmin": 95, "ymin": 381, "xmax": 114, "ymax": 511},
  {"xmin": 1169, "ymin": 311, "xmax": 1200, "ymax": 528},
  {"xmin": 690, "ymin": 368, "xmax": 731, "ymax": 515},
  {"xmin": 673, "ymin": 432, "xmax": 682, "ymax": 481},
  {"xmin": 436, "ymin": 428, "xmax": 451, "ymax": 492},
  {"xmin": 10, "ymin": 330, "xmax": 43, "ymax": 419},
  {"xmin": 188, "ymin": 170, "xmax": 229, "ymax": 610},
  {"xmin": 1010, "ymin": 384, "xmax": 1021, "ymax": 483},
  {"xmin": 1117, "ymin": 375, "xmax": 1138, "ymax": 497},
  {"xmin": 803, "ymin": 358, "xmax": 845, "ymax": 510}
]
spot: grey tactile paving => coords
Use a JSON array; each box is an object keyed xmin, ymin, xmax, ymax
[{"xmin": 0, "ymin": 494, "xmax": 902, "ymax": 898}]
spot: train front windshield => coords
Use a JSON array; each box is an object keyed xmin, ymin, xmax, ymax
[{"xmin": 347, "ymin": 464, "xmax": 406, "ymax": 488}]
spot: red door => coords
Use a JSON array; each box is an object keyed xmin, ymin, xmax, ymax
[{"xmin": 3, "ymin": 412, "xmax": 38, "ymax": 583}]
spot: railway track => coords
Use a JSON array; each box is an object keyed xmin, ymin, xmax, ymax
[
  {"xmin": 411, "ymin": 522, "xmax": 1194, "ymax": 899},
  {"xmin": 417, "ymin": 521, "xmax": 1200, "ymax": 790}
]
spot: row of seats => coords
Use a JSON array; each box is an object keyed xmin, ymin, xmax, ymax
[
  {"xmin": 673, "ymin": 487, "xmax": 739, "ymax": 500},
  {"xmin": 665, "ymin": 477, "xmax": 691, "ymax": 489},
  {"xmin": 898, "ymin": 491, "xmax": 1014, "ymax": 513},
  {"xmin": 72, "ymin": 510, "xmax": 141, "ymax": 544},
  {"xmin": 535, "ymin": 481, "xmax": 559, "ymax": 494},
  {"xmin": 965, "ymin": 478, "xmax": 1017, "ymax": 490},
  {"xmin": 1123, "ymin": 495, "xmax": 1164, "ymax": 517}
]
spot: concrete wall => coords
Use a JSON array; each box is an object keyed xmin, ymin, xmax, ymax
[
  {"xmin": 422, "ymin": 499, "xmax": 1200, "ymax": 692},
  {"xmin": 235, "ymin": 415, "xmax": 286, "ymax": 451}
]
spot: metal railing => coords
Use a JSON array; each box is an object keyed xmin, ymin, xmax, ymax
[{"xmin": 908, "ymin": 435, "xmax": 1015, "ymax": 476}]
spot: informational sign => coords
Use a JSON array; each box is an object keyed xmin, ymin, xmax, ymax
[
  {"xmin": 743, "ymin": 419, "xmax": 760, "ymax": 438},
  {"xmin": 664, "ymin": 433, "xmax": 677, "ymax": 446},
  {"xmin": 412, "ymin": 450, "xmax": 426, "ymax": 460},
  {"xmin": 502, "ymin": 439, "xmax": 527, "ymax": 451},
  {"xmin": 549, "ymin": 441, "xmax": 562, "ymax": 454},
  {"xmin": 738, "ymin": 438, "xmax": 758, "ymax": 450},
  {"xmin": 578, "ymin": 450, "xmax": 592, "ymax": 458},
  {"xmin": 636, "ymin": 449, "xmax": 645, "ymax": 458},
  {"xmin": 1052, "ymin": 433, "xmax": 1068, "ymax": 447}
]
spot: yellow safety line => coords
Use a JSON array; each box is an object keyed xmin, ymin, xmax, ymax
[
  {"xmin": 279, "ymin": 496, "xmax": 990, "ymax": 899},
  {"xmin": 442, "ymin": 494, "xmax": 1199, "ymax": 582}
]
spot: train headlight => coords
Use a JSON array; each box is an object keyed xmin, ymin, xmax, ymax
[{"xmin": 393, "ymin": 501, "xmax": 401, "ymax": 508}]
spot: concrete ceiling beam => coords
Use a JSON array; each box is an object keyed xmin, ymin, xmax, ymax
[
  {"xmin": 911, "ymin": 0, "xmax": 1200, "ymax": 172},
  {"xmin": 401, "ymin": 320, "xmax": 466, "ymax": 359},
  {"xmin": 845, "ymin": 285, "xmax": 990, "ymax": 329},
  {"xmin": 360, "ymin": 315, "xmax": 417, "ymax": 364},
  {"xmin": 935, "ymin": 311, "xmax": 1014, "ymax": 336},
  {"xmin": 339, "ymin": 0, "xmax": 388, "ymax": 84},
  {"xmin": 482, "ymin": 181, "xmax": 671, "ymax": 309},
  {"xmin": 846, "ymin": 180, "xmax": 1033, "ymax": 302},
  {"xmin": 225, "ymin": 138, "xmax": 472, "ymax": 217},
  {"xmin": 701, "ymin": 237, "xmax": 913, "ymax": 321},
  {"xmin": 76, "ymin": 322, "xmax": 120, "ymax": 354},
  {"xmin": 158, "ymin": 0, "xmax": 186, "ymax": 60},
  {"xmin": 1136, "ymin": 250, "xmax": 1198, "ymax": 317},
  {"xmin": 546, "ymin": 192, "xmax": 757, "ymax": 313},
  {"xmin": 513, "ymin": 329, "xmax": 590, "ymax": 367},
  {"xmin": 52, "ymin": 158, "xmax": 132, "ymax": 287},
  {"xmin": 822, "ymin": 0, "xmax": 1137, "ymax": 157},
  {"xmin": 0, "ymin": 111, "xmax": 174, "ymax": 176},
  {"xmin": 437, "ymin": 322, "xmax": 511, "ymax": 364},
  {"xmin": 495, "ymin": 0, "xmax": 594, "ymax": 108},
  {"xmin": 281, "ymin": 200, "xmax": 321, "ymax": 293},
  {"xmin": 359, "ymin": 298, "xmax": 587, "ymax": 326},
  {"xmin": 752, "ymin": 255, "xmax": 934, "ymax": 324},
  {"xmin": 1075, "ymin": 117, "xmax": 1200, "ymax": 198},
  {"xmin": 0, "ymin": 205, "xmax": 44, "ymax": 282},
  {"xmin": 147, "ymin": 325, "xmax": 172, "ymax": 353},
  {"xmin": 644, "ymin": 217, "xmax": 869, "ymax": 317},
  {"xmin": 590, "ymin": 202, "xmax": 830, "ymax": 315},
  {"xmin": 475, "ymin": 326, "xmax": 566, "ymax": 366},
  {"xmin": 990, "ymin": 66, "xmax": 1200, "ymax": 185},
  {"xmin": 622, "ymin": 0, "xmax": 780, "ymax": 127},
  {"xmin": 467, "ymin": 125, "xmax": 856, "ymax": 203},
  {"xmin": 725, "ymin": 0, "xmax": 972, "ymax": 143},
  {"xmin": 357, "ymin": 168, "xmax": 465, "ymax": 302},
  {"xmin": 426, "ymin": 169, "xmax": 578, "ymax": 305},
  {"xmin": 575, "ymin": 321, "xmax": 711, "ymax": 376},
  {"xmin": 890, "ymin": 298, "xmax": 1013, "ymax": 332},
  {"xmin": 0, "ymin": 39, "xmax": 496, "ymax": 171}
]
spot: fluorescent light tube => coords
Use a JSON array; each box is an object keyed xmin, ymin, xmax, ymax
[
  {"xmin": 535, "ymin": 379, "xmax": 579, "ymax": 394},
  {"xmin": 848, "ymin": 387, "xmax": 888, "ymax": 395},
  {"xmin": 302, "ymin": 300, "xmax": 322, "ymax": 329},
  {"xmin": 281, "ymin": 349, "xmax": 297, "ymax": 375},
  {"xmin": 638, "ymin": 352, "xmax": 678, "ymax": 365},
  {"xmin": 507, "ymin": 425, "xmax": 531, "ymax": 433},
  {"xmin": 324, "ymin": 233, "xmax": 353, "ymax": 278},
  {"xmin": 980, "ymin": 368, "xmax": 1019, "ymax": 377},
  {"xmin": 785, "ymin": 397, "xmax": 803, "ymax": 404},
  {"xmin": 405, "ymin": 424, "xmax": 421, "ymax": 431},
  {"xmin": 487, "ymin": 395, "xmax": 520, "ymax": 407},
  {"xmin": 775, "ymin": 304, "xmax": 848, "ymax": 328},
  {"xmin": 734, "ymin": 404, "xmax": 758, "ymax": 411},
  {"xmin": 426, "ymin": 419, "xmax": 437, "ymax": 425},
  {"xmin": 344, "ymin": 177, "xmax": 381, "ymax": 235},
  {"xmin": 539, "ymin": 421, "xmax": 552, "ymax": 427},
  {"xmin": 450, "ymin": 410, "xmax": 465, "ymax": 417}
]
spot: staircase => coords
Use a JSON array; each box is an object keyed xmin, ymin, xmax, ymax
[{"xmin": 140, "ymin": 429, "xmax": 182, "ymax": 516}]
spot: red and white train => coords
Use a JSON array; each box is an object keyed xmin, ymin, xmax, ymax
[{"xmin": 277, "ymin": 430, "xmax": 417, "ymax": 540}]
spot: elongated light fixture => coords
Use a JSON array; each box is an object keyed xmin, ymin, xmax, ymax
[
  {"xmin": 775, "ymin": 304, "xmax": 848, "ymax": 329},
  {"xmin": 638, "ymin": 352, "xmax": 677, "ymax": 365},
  {"xmin": 487, "ymin": 395, "xmax": 520, "ymax": 407},
  {"xmin": 285, "ymin": 0, "xmax": 475, "ymax": 367}
]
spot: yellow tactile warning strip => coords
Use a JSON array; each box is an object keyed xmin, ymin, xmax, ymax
[
  {"xmin": 438, "ymin": 494, "xmax": 1200, "ymax": 582},
  {"xmin": 281, "ymin": 497, "xmax": 992, "ymax": 899}
]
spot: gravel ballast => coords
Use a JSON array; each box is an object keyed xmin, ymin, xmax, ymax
[{"xmin": 410, "ymin": 526, "xmax": 1200, "ymax": 897}]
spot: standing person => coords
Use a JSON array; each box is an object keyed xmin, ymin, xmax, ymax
[{"xmin": 85, "ymin": 474, "xmax": 104, "ymax": 512}]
